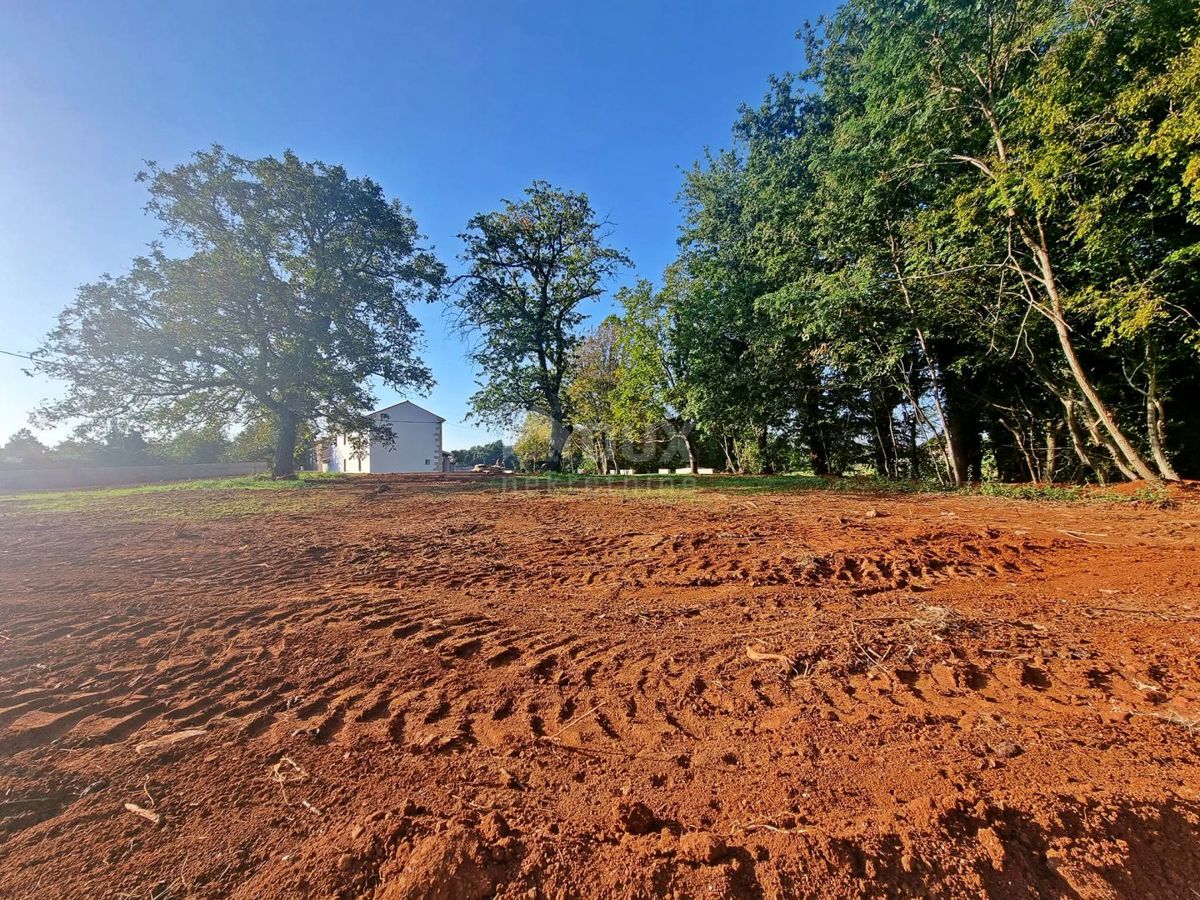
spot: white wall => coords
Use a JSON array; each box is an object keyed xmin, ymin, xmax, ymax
[
  {"xmin": 369, "ymin": 420, "xmax": 441, "ymax": 473},
  {"xmin": 324, "ymin": 419, "xmax": 441, "ymax": 474},
  {"xmin": 327, "ymin": 433, "xmax": 369, "ymax": 473}
]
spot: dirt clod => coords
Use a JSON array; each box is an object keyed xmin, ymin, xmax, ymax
[
  {"xmin": 480, "ymin": 811, "xmax": 509, "ymax": 841},
  {"xmin": 976, "ymin": 827, "xmax": 1006, "ymax": 870},
  {"xmin": 377, "ymin": 827, "xmax": 496, "ymax": 900},
  {"xmin": 612, "ymin": 800, "xmax": 657, "ymax": 835},
  {"xmin": 679, "ymin": 832, "xmax": 728, "ymax": 865},
  {"xmin": 989, "ymin": 740, "xmax": 1024, "ymax": 759}
]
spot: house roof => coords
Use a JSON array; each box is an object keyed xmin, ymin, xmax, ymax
[{"xmin": 372, "ymin": 400, "xmax": 445, "ymax": 424}]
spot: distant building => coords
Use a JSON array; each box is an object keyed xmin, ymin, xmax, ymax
[{"xmin": 321, "ymin": 401, "xmax": 444, "ymax": 474}]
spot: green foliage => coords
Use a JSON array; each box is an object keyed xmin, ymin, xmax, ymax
[
  {"xmin": 663, "ymin": 0, "xmax": 1200, "ymax": 484},
  {"xmin": 224, "ymin": 415, "xmax": 316, "ymax": 466},
  {"xmin": 153, "ymin": 426, "xmax": 231, "ymax": 464},
  {"xmin": 0, "ymin": 472, "xmax": 350, "ymax": 518},
  {"xmin": 50, "ymin": 428, "xmax": 156, "ymax": 467},
  {"xmin": 455, "ymin": 181, "xmax": 630, "ymax": 471},
  {"xmin": 0, "ymin": 429, "xmax": 48, "ymax": 467},
  {"xmin": 566, "ymin": 316, "xmax": 626, "ymax": 473},
  {"xmin": 612, "ymin": 270, "xmax": 697, "ymax": 434},
  {"xmin": 33, "ymin": 147, "xmax": 445, "ymax": 476},
  {"xmin": 0, "ymin": 423, "xmax": 302, "ymax": 469},
  {"xmin": 512, "ymin": 413, "xmax": 553, "ymax": 471},
  {"xmin": 449, "ymin": 440, "xmax": 516, "ymax": 469}
]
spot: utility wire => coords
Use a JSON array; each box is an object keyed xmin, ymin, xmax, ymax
[{"xmin": 0, "ymin": 349, "xmax": 36, "ymax": 361}]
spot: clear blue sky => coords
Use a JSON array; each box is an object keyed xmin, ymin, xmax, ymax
[{"xmin": 0, "ymin": 0, "xmax": 832, "ymax": 450}]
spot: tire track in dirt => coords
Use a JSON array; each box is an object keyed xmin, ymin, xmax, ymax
[{"xmin": 2, "ymin": 480, "xmax": 1199, "ymax": 898}]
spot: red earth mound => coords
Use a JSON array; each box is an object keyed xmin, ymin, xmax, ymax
[{"xmin": 0, "ymin": 476, "xmax": 1198, "ymax": 897}]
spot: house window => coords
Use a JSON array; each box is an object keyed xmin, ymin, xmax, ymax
[{"xmin": 424, "ymin": 459, "xmax": 430, "ymax": 466}]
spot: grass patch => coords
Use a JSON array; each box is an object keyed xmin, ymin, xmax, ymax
[
  {"xmin": 492, "ymin": 472, "xmax": 1170, "ymax": 504},
  {"xmin": 491, "ymin": 473, "xmax": 951, "ymax": 505},
  {"xmin": 0, "ymin": 472, "xmax": 350, "ymax": 518},
  {"xmin": 975, "ymin": 481, "xmax": 1173, "ymax": 505},
  {"xmin": 2, "ymin": 470, "xmax": 1168, "ymax": 519}
]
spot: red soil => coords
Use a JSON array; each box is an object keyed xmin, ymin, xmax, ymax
[{"xmin": 1, "ymin": 476, "xmax": 1198, "ymax": 898}]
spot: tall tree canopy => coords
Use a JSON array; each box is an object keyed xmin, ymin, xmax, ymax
[
  {"xmin": 566, "ymin": 316, "xmax": 626, "ymax": 474},
  {"xmin": 0, "ymin": 429, "xmax": 48, "ymax": 467},
  {"xmin": 34, "ymin": 147, "xmax": 445, "ymax": 476},
  {"xmin": 612, "ymin": 270, "xmax": 704, "ymax": 473},
  {"xmin": 659, "ymin": 0, "xmax": 1200, "ymax": 482},
  {"xmin": 455, "ymin": 181, "xmax": 630, "ymax": 471}
]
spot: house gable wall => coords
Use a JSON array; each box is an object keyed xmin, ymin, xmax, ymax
[{"xmin": 322, "ymin": 402, "xmax": 444, "ymax": 473}]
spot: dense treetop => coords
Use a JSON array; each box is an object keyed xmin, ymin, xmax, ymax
[
  {"xmin": 33, "ymin": 147, "xmax": 444, "ymax": 476},
  {"xmin": 561, "ymin": 0, "xmax": 1200, "ymax": 482}
]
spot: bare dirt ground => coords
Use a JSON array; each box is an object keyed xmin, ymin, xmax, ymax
[{"xmin": 1, "ymin": 475, "xmax": 1198, "ymax": 899}]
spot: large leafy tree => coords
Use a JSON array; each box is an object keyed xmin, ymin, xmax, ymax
[
  {"xmin": 512, "ymin": 413, "xmax": 553, "ymax": 472},
  {"xmin": 613, "ymin": 270, "xmax": 703, "ymax": 473},
  {"xmin": 671, "ymin": 0, "xmax": 1200, "ymax": 484},
  {"xmin": 0, "ymin": 429, "xmax": 48, "ymax": 467},
  {"xmin": 827, "ymin": 0, "xmax": 1197, "ymax": 481},
  {"xmin": 566, "ymin": 317, "xmax": 625, "ymax": 474},
  {"xmin": 676, "ymin": 153, "xmax": 786, "ymax": 473},
  {"xmin": 455, "ymin": 181, "xmax": 630, "ymax": 471},
  {"xmin": 34, "ymin": 147, "xmax": 444, "ymax": 477}
]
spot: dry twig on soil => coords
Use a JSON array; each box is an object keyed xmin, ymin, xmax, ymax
[
  {"xmin": 543, "ymin": 702, "xmax": 607, "ymax": 742},
  {"xmin": 1086, "ymin": 605, "xmax": 1200, "ymax": 623},
  {"xmin": 746, "ymin": 644, "xmax": 795, "ymax": 676},
  {"xmin": 270, "ymin": 756, "xmax": 309, "ymax": 803},
  {"xmin": 1130, "ymin": 710, "xmax": 1200, "ymax": 734},
  {"xmin": 124, "ymin": 802, "xmax": 162, "ymax": 826}
]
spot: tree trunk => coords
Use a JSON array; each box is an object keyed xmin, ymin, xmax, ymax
[
  {"xmin": 997, "ymin": 417, "xmax": 1038, "ymax": 482},
  {"xmin": 547, "ymin": 416, "xmax": 571, "ymax": 473},
  {"xmin": 681, "ymin": 426, "xmax": 699, "ymax": 475},
  {"xmin": 802, "ymin": 384, "xmax": 830, "ymax": 476},
  {"xmin": 962, "ymin": 98, "xmax": 1156, "ymax": 483},
  {"xmin": 1144, "ymin": 341, "xmax": 1180, "ymax": 481},
  {"xmin": 756, "ymin": 425, "xmax": 773, "ymax": 475},
  {"xmin": 591, "ymin": 433, "xmax": 606, "ymax": 475},
  {"xmin": 272, "ymin": 408, "xmax": 299, "ymax": 479},
  {"xmin": 939, "ymin": 359, "xmax": 984, "ymax": 484},
  {"xmin": 1085, "ymin": 413, "xmax": 1137, "ymax": 481},
  {"xmin": 869, "ymin": 389, "xmax": 898, "ymax": 478},
  {"xmin": 1062, "ymin": 400, "xmax": 1101, "ymax": 483},
  {"xmin": 806, "ymin": 432, "xmax": 830, "ymax": 476},
  {"xmin": 1030, "ymin": 360, "xmax": 1100, "ymax": 483},
  {"xmin": 898, "ymin": 375, "xmax": 950, "ymax": 484},
  {"xmin": 1044, "ymin": 421, "xmax": 1059, "ymax": 483},
  {"xmin": 906, "ymin": 403, "xmax": 921, "ymax": 479},
  {"xmin": 871, "ymin": 419, "xmax": 889, "ymax": 478},
  {"xmin": 891, "ymin": 236, "xmax": 962, "ymax": 485},
  {"xmin": 942, "ymin": 398, "xmax": 975, "ymax": 485},
  {"xmin": 886, "ymin": 399, "xmax": 902, "ymax": 478},
  {"xmin": 721, "ymin": 435, "xmax": 737, "ymax": 474},
  {"xmin": 1023, "ymin": 225, "xmax": 1158, "ymax": 482}
]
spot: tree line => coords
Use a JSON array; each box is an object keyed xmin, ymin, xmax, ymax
[
  {"xmin": 27, "ymin": 0, "xmax": 1200, "ymax": 482},
  {"xmin": 552, "ymin": 0, "xmax": 1199, "ymax": 483},
  {"xmin": 0, "ymin": 424, "xmax": 282, "ymax": 469}
]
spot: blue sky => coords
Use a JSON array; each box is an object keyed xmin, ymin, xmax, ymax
[{"xmin": 0, "ymin": 0, "xmax": 831, "ymax": 450}]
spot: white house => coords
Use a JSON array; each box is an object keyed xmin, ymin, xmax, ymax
[{"xmin": 323, "ymin": 401, "xmax": 445, "ymax": 474}]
